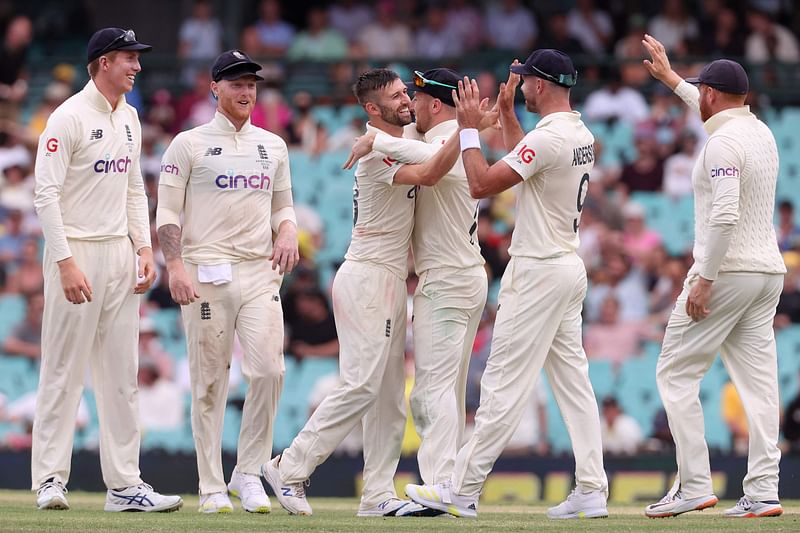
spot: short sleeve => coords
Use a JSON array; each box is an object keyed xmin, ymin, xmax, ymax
[
  {"xmin": 158, "ymin": 132, "xmax": 193, "ymax": 189},
  {"xmin": 501, "ymin": 129, "xmax": 557, "ymax": 181}
]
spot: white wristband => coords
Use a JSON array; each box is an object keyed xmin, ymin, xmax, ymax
[{"xmin": 459, "ymin": 128, "xmax": 481, "ymax": 151}]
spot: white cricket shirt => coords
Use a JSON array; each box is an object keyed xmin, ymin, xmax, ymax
[
  {"xmin": 344, "ymin": 123, "xmax": 415, "ymax": 279},
  {"xmin": 373, "ymin": 119, "xmax": 484, "ymax": 272},
  {"xmin": 34, "ymin": 79, "xmax": 151, "ymax": 262},
  {"xmin": 674, "ymin": 81, "xmax": 786, "ymax": 278},
  {"xmin": 158, "ymin": 112, "xmax": 291, "ymax": 264},
  {"xmin": 501, "ymin": 111, "xmax": 595, "ymax": 259}
]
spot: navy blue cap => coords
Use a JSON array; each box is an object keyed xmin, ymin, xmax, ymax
[
  {"xmin": 211, "ymin": 50, "xmax": 264, "ymax": 82},
  {"xmin": 87, "ymin": 28, "xmax": 152, "ymax": 64},
  {"xmin": 405, "ymin": 68, "xmax": 461, "ymax": 107},
  {"xmin": 685, "ymin": 59, "xmax": 749, "ymax": 95},
  {"xmin": 510, "ymin": 49, "xmax": 577, "ymax": 88}
]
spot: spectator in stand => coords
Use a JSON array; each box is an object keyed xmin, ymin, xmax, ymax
[
  {"xmin": 286, "ymin": 288, "xmax": 339, "ymax": 363},
  {"xmin": 0, "ymin": 127, "xmax": 31, "ymax": 175},
  {"xmin": 328, "ymin": 0, "xmax": 374, "ymax": 47},
  {"xmin": 0, "ymin": 209, "xmax": 26, "ymax": 264},
  {"xmin": 289, "ymin": 91, "xmax": 326, "ymax": 155},
  {"xmin": 145, "ymin": 89, "xmax": 176, "ymax": 136},
  {"xmin": 241, "ymin": 0, "xmax": 295, "ymax": 59},
  {"xmin": 445, "ymin": 0, "xmax": 484, "ymax": 52},
  {"xmin": 485, "ymin": 0, "xmax": 537, "ymax": 52},
  {"xmin": 539, "ymin": 10, "xmax": 586, "ymax": 57},
  {"xmin": 137, "ymin": 357, "xmax": 183, "ymax": 432},
  {"xmin": 2, "ymin": 391, "xmax": 90, "ymax": 451},
  {"xmin": 0, "ymin": 15, "xmax": 32, "ymax": 120},
  {"xmin": 777, "ymin": 200, "xmax": 800, "ymax": 252},
  {"xmin": 584, "ymin": 294, "xmax": 660, "ymax": 366},
  {"xmin": 649, "ymin": 254, "xmax": 690, "ymax": 326},
  {"xmin": 647, "ymin": 0, "xmax": 699, "ymax": 53},
  {"xmin": 178, "ymin": 0, "xmax": 222, "ymax": 86},
  {"xmin": 6, "ymin": 237, "xmax": 44, "ymax": 296},
  {"xmin": 415, "ymin": 4, "xmax": 464, "ymax": 59},
  {"xmin": 476, "ymin": 208, "xmax": 508, "ymax": 282},
  {"xmin": 600, "ymin": 396, "xmax": 644, "ymax": 455},
  {"xmin": 722, "ymin": 380, "xmax": 749, "ymax": 455},
  {"xmin": 583, "ymin": 68, "xmax": 650, "ymax": 125},
  {"xmin": 2, "ymin": 291, "xmax": 43, "ymax": 360},
  {"xmin": 618, "ymin": 124, "xmax": 665, "ymax": 193},
  {"xmin": 662, "ymin": 130, "xmax": 698, "ymax": 200},
  {"xmin": 783, "ymin": 373, "xmax": 800, "ymax": 454},
  {"xmin": 173, "ymin": 70, "xmax": 215, "ymax": 132},
  {"xmin": 357, "ymin": 1, "xmax": 413, "ymax": 59},
  {"xmin": 138, "ymin": 317, "xmax": 174, "ymax": 380},
  {"xmin": 695, "ymin": 2, "xmax": 745, "ymax": 57},
  {"xmin": 287, "ymin": 7, "xmax": 348, "ymax": 62},
  {"xmin": 614, "ymin": 14, "xmax": 651, "ymax": 87},
  {"xmin": 566, "ymin": 0, "xmax": 614, "ymax": 56},
  {"xmin": 26, "ymin": 82, "xmax": 72, "ymax": 141},
  {"xmin": 585, "ymin": 252, "xmax": 649, "ymax": 323},
  {"xmin": 0, "ymin": 164, "xmax": 34, "ymax": 215},
  {"xmin": 254, "ymin": 86, "xmax": 293, "ymax": 143},
  {"xmin": 621, "ymin": 202, "xmax": 663, "ymax": 266},
  {"xmin": 775, "ymin": 255, "xmax": 800, "ymax": 328},
  {"xmin": 500, "ymin": 380, "xmax": 549, "ymax": 456},
  {"xmin": 745, "ymin": 8, "xmax": 800, "ymax": 63},
  {"xmin": 146, "ymin": 268, "xmax": 180, "ymax": 310}
]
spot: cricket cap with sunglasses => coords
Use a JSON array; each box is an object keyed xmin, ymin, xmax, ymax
[
  {"xmin": 406, "ymin": 68, "xmax": 461, "ymax": 107},
  {"xmin": 87, "ymin": 28, "xmax": 152, "ymax": 64},
  {"xmin": 510, "ymin": 49, "xmax": 577, "ymax": 89}
]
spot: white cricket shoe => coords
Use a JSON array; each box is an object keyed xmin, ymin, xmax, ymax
[
  {"xmin": 104, "ymin": 482, "xmax": 183, "ymax": 512},
  {"xmin": 198, "ymin": 492, "xmax": 234, "ymax": 514},
  {"xmin": 405, "ymin": 482, "xmax": 478, "ymax": 518},
  {"xmin": 724, "ymin": 496, "xmax": 783, "ymax": 518},
  {"xmin": 228, "ymin": 471, "xmax": 271, "ymax": 513},
  {"xmin": 36, "ymin": 478, "xmax": 69, "ymax": 510},
  {"xmin": 546, "ymin": 488, "xmax": 608, "ymax": 519},
  {"xmin": 395, "ymin": 501, "xmax": 448, "ymax": 517},
  {"xmin": 357, "ymin": 497, "xmax": 413, "ymax": 517},
  {"xmin": 260, "ymin": 455, "xmax": 312, "ymax": 515},
  {"xmin": 644, "ymin": 485, "xmax": 718, "ymax": 518}
]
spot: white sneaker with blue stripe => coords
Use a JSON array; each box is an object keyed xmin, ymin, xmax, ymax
[{"xmin": 104, "ymin": 482, "xmax": 183, "ymax": 512}]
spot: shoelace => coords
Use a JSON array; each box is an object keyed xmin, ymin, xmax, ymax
[
  {"xmin": 242, "ymin": 475, "xmax": 264, "ymax": 494},
  {"xmin": 657, "ymin": 488, "xmax": 682, "ymax": 504},
  {"xmin": 735, "ymin": 496, "xmax": 753, "ymax": 510},
  {"xmin": 38, "ymin": 480, "xmax": 67, "ymax": 496}
]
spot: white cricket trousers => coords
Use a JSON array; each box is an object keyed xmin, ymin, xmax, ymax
[
  {"xmin": 657, "ymin": 272, "xmax": 783, "ymax": 501},
  {"xmin": 451, "ymin": 254, "xmax": 607, "ymax": 497},
  {"xmin": 411, "ymin": 265, "xmax": 487, "ymax": 485},
  {"xmin": 182, "ymin": 259, "xmax": 285, "ymax": 495},
  {"xmin": 279, "ymin": 260, "xmax": 407, "ymax": 507},
  {"xmin": 32, "ymin": 237, "xmax": 143, "ymax": 490}
]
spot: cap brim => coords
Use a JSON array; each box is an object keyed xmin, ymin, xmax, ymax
[
  {"xmin": 684, "ymin": 76, "xmax": 701, "ymax": 85},
  {"xmin": 219, "ymin": 71, "xmax": 265, "ymax": 81},
  {"xmin": 403, "ymin": 82, "xmax": 455, "ymax": 107},
  {"xmin": 116, "ymin": 42, "xmax": 153, "ymax": 53},
  {"xmin": 404, "ymin": 81, "xmax": 420, "ymax": 92},
  {"xmin": 510, "ymin": 64, "xmax": 533, "ymax": 75}
]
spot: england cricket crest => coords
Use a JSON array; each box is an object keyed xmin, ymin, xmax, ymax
[{"xmin": 200, "ymin": 301, "xmax": 211, "ymax": 320}]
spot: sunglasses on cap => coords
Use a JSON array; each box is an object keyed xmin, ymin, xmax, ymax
[
  {"xmin": 412, "ymin": 70, "xmax": 457, "ymax": 91},
  {"xmin": 528, "ymin": 64, "xmax": 577, "ymax": 88},
  {"xmin": 98, "ymin": 29, "xmax": 137, "ymax": 57}
]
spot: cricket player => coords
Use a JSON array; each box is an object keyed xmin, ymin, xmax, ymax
[
  {"xmin": 343, "ymin": 68, "xmax": 488, "ymax": 498},
  {"xmin": 32, "ymin": 27, "xmax": 182, "ymax": 512},
  {"xmin": 406, "ymin": 49, "xmax": 608, "ymax": 519},
  {"xmin": 261, "ymin": 68, "xmax": 464, "ymax": 517},
  {"xmin": 155, "ymin": 50, "xmax": 298, "ymax": 514},
  {"xmin": 641, "ymin": 35, "xmax": 786, "ymax": 519}
]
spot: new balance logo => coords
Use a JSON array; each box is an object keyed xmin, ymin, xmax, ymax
[
  {"xmin": 90, "ymin": 129, "xmax": 103, "ymax": 140},
  {"xmin": 282, "ymin": 488, "xmax": 292, "ymax": 497},
  {"xmin": 200, "ymin": 302, "xmax": 211, "ymax": 320},
  {"xmin": 258, "ymin": 144, "xmax": 269, "ymax": 160},
  {"xmin": 385, "ymin": 319, "xmax": 391, "ymax": 338},
  {"xmin": 204, "ymin": 147, "xmax": 222, "ymax": 156}
]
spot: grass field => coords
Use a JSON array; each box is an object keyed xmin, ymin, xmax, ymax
[{"xmin": 1, "ymin": 491, "xmax": 799, "ymax": 532}]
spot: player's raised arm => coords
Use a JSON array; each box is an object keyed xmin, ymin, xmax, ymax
[
  {"xmin": 497, "ymin": 60, "xmax": 525, "ymax": 151},
  {"xmin": 453, "ymin": 77, "xmax": 522, "ymax": 198},
  {"xmin": 642, "ymin": 34, "xmax": 700, "ymax": 116}
]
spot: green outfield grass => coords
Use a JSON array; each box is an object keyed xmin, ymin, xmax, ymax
[{"xmin": 1, "ymin": 490, "xmax": 798, "ymax": 532}]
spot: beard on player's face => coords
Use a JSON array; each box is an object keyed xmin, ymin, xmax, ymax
[{"xmin": 380, "ymin": 101, "xmax": 413, "ymax": 127}]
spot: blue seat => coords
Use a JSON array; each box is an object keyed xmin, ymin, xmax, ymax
[{"xmin": 587, "ymin": 360, "xmax": 616, "ymax": 401}]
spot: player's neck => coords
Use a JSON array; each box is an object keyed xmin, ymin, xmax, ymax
[
  {"xmin": 218, "ymin": 108, "xmax": 248, "ymax": 131},
  {"xmin": 368, "ymin": 119, "xmax": 404, "ymax": 138},
  {"xmin": 92, "ymin": 76, "xmax": 124, "ymax": 111},
  {"xmin": 536, "ymin": 101, "xmax": 572, "ymax": 118}
]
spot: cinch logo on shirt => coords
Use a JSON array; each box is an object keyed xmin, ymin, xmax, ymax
[
  {"xmin": 710, "ymin": 166, "xmax": 739, "ymax": 178},
  {"xmin": 94, "ymin": 157, "xmax": 132, "ymax": 174},
  {"xmin": 215, "ymin": 173, "xmax": 271, "ymax": 190},
  {"xmin": 161, "ymin": 163, "xmax": 179, "ymax": 175}
]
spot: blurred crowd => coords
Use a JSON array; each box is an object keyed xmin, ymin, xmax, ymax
[{"xmin": 1, "ymin": 0, "xmax": 800, "ymax": 458}]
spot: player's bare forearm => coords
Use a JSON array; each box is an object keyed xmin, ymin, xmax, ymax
[
  {"xmin": 158, "ymin": 224, "xmax": 183, "ymax": 267},
  {"xmin": 499, "ymin": 109, "xmax": 525, "ymax": 151},
  {"xmin": 463, "ymin": 148, "xmax": 492, "ymax": 198}
]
